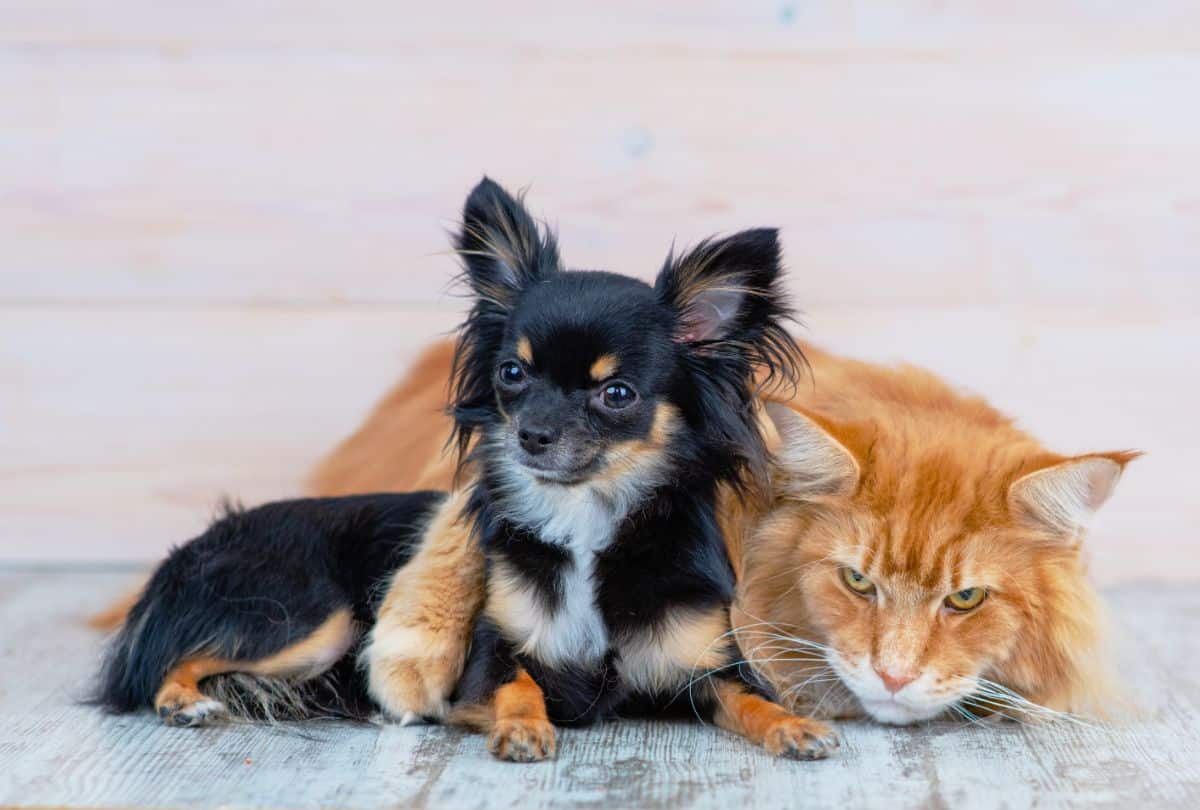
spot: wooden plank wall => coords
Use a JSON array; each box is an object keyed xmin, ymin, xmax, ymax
[{"xmin": 1, "ymin": 2, "xmax": 1196, "ymax": 582}]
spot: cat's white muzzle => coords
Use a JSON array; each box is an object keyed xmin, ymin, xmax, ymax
[{"xmin": 830, "ymin": 652, "xmax": 971, "ymax": 725}]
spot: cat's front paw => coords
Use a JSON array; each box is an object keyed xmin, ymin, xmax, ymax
[
  {"xmin": 364, "ymin": 629, "xmax": 463, "ymax": 724},
  {"xmin": 487, "ymin": 718, "xmax": 557, "ymax": 762},
  {"xmin": 762, "ymin": 716, "xmax": 840, "ymax": 760}
]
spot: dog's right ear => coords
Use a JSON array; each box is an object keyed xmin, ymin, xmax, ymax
[{"xmin": 455, "ymin": 177, "xmax": 560, "ymax": 309}]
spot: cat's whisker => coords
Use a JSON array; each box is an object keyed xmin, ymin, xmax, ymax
[
  {"xmin": 737, "ymin": 641, "xmax": 830, "ymax": 658},
  {"xmin": 953, "ymin": 677, "xmax": 1104, "ymax": 730},
  {"xmin": 807, "ymin": 675, "xmax": 851, "ymax": 719},
  {"xmin": 678, "ymin": 648, "xmax": 811, "ymax": 706},
  {"xmin": 780, "ymin": 674, "xmax": 841, "ymax": 701},
  {"xmin": 958, "ymin": 697, "xmax": 1031, "ymax": 726},
  {"xmin": 748, "ymin": 553, "xmax": 843, "ymax": 583},
  {"xmin": 733, "ymin": 607, "xmax": 808, "ymax": 634},
  {"xmin": 737, "ymin": 644, "xmax": 834, "ymax": 667},
  {"xmin": 948, "ymin": 703, "xmax": 1001, "ymax": 728},
  {"xmin": 732, "ymin": 628, "xmax": 836, "ymax": 652},
  {"xmin": 723, "ymin": 607, "xmax": 849, "ymax": 715},
  {"xmin": 677, "ymin": 612, "xmax": 844, "ymax": 725}
]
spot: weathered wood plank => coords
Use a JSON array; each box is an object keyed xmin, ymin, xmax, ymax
[{"xmin": 0, "ymin": 572, "xmax": 1197, "ymax": 808}]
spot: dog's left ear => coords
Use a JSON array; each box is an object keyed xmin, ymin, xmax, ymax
[
  {"xmin": 656, "ymin": 228, "xmax": 802, "ymax": 490},
  {"xmin": 655, "ymin": 228, "xmax": 788, "ymax": 346},
  {"xmin": 455, "ymin": 177, "xmax": 560, "ymax": 310}
]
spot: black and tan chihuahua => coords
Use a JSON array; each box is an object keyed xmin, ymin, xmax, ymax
[{"xmin": 96, "ymin": 178, "xmax": 838, "ymax": 762}]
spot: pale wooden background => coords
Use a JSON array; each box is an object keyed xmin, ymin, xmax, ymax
[{"xmin": 1, "ymin": 2, "xmax": 1197, "ymax": 584}]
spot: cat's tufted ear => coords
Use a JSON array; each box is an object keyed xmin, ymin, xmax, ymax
[
  {"xmin": 1008, "ymin": 452, "xmax": 1140, "ymax": 539},
  {"xmin": 764, "ymin": 402, "xmax": 860, "ymax": 500},
  {"xmin": 454, "ymin": 177, "xmax": 560, "ymax": 310}
]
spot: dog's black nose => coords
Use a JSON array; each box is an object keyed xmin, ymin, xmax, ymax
[{"xmin": 518, "ymin": 424, "xmax": 560, "ymax": 455}]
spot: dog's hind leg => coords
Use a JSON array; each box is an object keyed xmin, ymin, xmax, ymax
[
  {"xmin": 154, "ymin": 607, "xmax": 358, "ymax": 726},
  {"xmin": 154, "ymin": 656, "xmax": 235, "ymax": 726}
]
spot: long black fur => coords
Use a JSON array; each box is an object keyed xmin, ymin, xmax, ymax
[{"xmin": 95, "ymin": 493, "xmax": 443, "ymax": 716}]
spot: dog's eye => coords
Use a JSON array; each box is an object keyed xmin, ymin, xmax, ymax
[
  {"xmin": 497, "ymin": 361, "xmax": 526, "ymax": 386},
  {"xmin": 601, "ymin": 382, "xmax": 637, "ymax": 409}
]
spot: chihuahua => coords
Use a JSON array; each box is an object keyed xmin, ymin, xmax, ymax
[{"xmin": 95, "ymin": 178, "xmax": 838, "ymax": 762}]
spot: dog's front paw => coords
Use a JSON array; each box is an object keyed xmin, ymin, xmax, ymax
[
  {"xmin": 487, "ymin": 718, "xmax": 556, "ymax": 762},
  {"xmin": 762, "ymin": 716, "xmax": 839, "ymax": 760},
  {"xmin": 365, "ymin": 631, "xmax": 462, "ymax": 724}
]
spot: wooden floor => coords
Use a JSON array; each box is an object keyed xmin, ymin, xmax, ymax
[{"xmin": 3, "ymin": 570, "xmax": 1197, "ymax": 809}]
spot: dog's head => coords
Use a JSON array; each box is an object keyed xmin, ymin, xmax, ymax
[{"xmin": 449, "ymin": 178, "xmax": 801, "ymax": 502}]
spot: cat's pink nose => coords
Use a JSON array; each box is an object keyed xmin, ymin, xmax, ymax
[{"xmin": 875, "ymin": 667, "xmax": 918, "ymax": 694}]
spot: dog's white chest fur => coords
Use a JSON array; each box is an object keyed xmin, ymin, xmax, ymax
[{"xmin": 488, "ymin": 472, "xmax": 628, "ymax": 668}]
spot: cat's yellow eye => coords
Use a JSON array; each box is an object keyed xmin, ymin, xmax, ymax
[
  {"xmin": 840, "ymin": 566, "xmax": 875, "ymax": 596},
  {"xmin": 945, "ymin": 587, "xmax": 987, "ymax": 612}
]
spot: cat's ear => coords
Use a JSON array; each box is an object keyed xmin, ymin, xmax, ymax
[
  {"xmin": 764, "ymin": 402, "xmax": 860, "ymax": 499},
  {"xmin": 454, "ymin": 177, "xmax": 560, "ymax": 310},
  {"xmin": 655, "ymin": 228, "xmax": 787, "ymax": 345},
  {"xmin": 1008, "ymin": 451, "xmax": 1140, "ymax": 539}
]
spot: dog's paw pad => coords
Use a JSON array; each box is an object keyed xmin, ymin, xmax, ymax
[
  {"xmin": 487, "ymin": 718, "xmax": 556, "ymax": 763},
  {"xmin": 763, "ymin": 717, "xmax": 839, "ymax": 761}
]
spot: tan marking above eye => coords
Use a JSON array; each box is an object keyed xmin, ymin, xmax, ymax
[
  {"xmin": 840, "ymin": 566, "xmax": 875, "ymax": 596},
  {"xmin": 589, "ymin": 354, "xmax": 618, "ymax": 381},
  {"xmin": 944, "ymin": 587, "xmax": 987, "ymax": 611},
  {"xmin": 516, "ymin": 337, "xmax": 533, "ymax": 365}
]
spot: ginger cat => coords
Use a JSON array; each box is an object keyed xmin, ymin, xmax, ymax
[
  {"xmin": 309, "ymin": 339, "xmax": 1134, "ymax": 726},
  {"xmin": 735, "ymin": 349, "xmax": 1135, "ymax": 723}
]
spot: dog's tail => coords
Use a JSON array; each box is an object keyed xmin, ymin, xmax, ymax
[
  {"xmin": 94, "ymin": 607, "xmax": 369, "ymax": 722},
  {"xmin": 93, "ymin": 585, "xmax": 189, "ymax": 712},
  {"xmin": 93, "ymin": 579, "xmax": 370, "ymax": 721}
]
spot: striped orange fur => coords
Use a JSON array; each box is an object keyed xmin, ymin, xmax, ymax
[{"xmin": 735, "ymin": 345, "xmax": 1135, "ymax": 723}]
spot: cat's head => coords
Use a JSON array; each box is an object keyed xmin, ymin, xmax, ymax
[
  {"xmin": 448, "ymin": 177, "xmax": 802, "ymax": 506},
  {"xmin": 736, "ymin": 368, "xmax": 1136, "ymax": 725}
]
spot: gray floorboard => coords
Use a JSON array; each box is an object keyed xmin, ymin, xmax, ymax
[{"xmin": 1, "ymin": 571, "xmax": 1197, "ymax": 809}]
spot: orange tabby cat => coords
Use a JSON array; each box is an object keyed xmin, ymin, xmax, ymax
[
  {"xmin": 733, "ymin": 347, "xmax": 1135, "ymax": 724},
  {"xmin": 307, "ymin": 339, "xmax": 1134, "ymax": 726}
]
